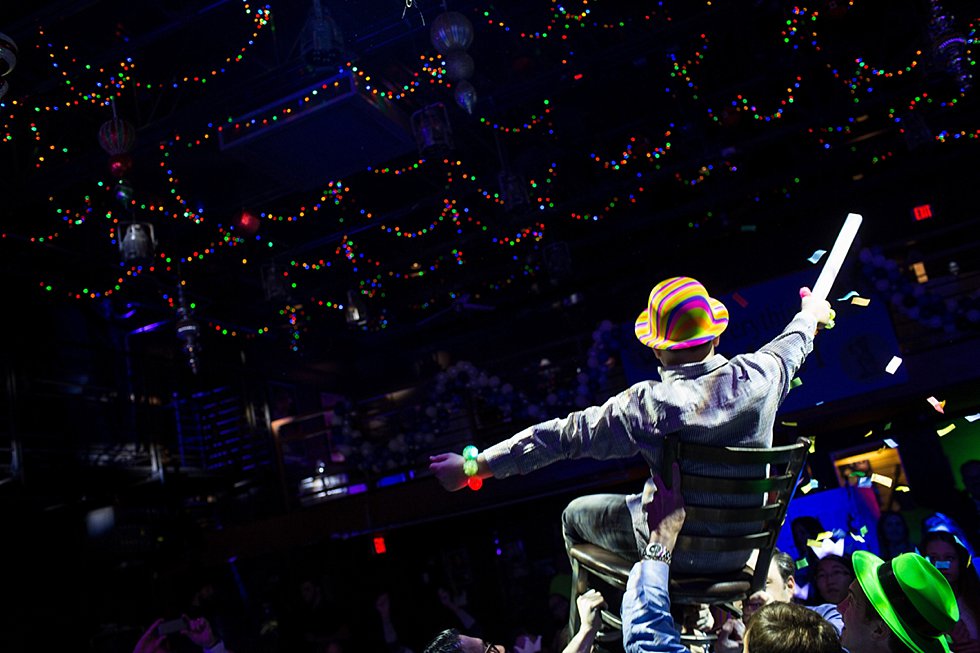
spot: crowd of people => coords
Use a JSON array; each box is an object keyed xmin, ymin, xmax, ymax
[{"xmin": 126, "ymin": 277, "xmax": 980, "ymax": 653}]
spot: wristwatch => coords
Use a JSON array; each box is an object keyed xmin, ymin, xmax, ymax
[{"xmin": 642, "ymin": 542, "xmax": 672, "ymax": 564}]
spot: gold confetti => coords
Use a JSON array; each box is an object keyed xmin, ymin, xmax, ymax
[
  {"xmin": 937, "ymin": 423, "xmax": 956, "ymax": 437},
  {"xmin": 851, "ymin": 297, "xmax": 871, "ymax": 307}
]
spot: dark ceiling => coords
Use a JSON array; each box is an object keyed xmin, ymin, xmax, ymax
[{"xmin": 2, "ymin": 0, "xmax": 979, "ymax": 390}]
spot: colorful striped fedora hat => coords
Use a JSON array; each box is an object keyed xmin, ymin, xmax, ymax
[{"xmin": 634, "ymin": 277, "xmax": 729, "ymax": 350}]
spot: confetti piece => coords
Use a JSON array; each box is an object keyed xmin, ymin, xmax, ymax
[
  {"xmin": 807, "ymin": 539, "xmax": 822, "ymax": 549},
  {"xmin": 791, "ymin": 377, "xmax": 803, "ymax": 389},
  {"xmin": 858, "ymin": 477, "xmax": 873, "ymax": 488},
  {"xmin": 732, "ymin": 292, "xmax": 749, "ymax": 308},
  {"xmin": 851, "ymin": 296, "xmax": 871, "ymax": 307},
  {"xmin": 884, "ymin": 438, "xmax": 898, "ymax": 448},
  {"xmin": 860, "ymin": 525, "xmax": 868, "ymax": 537},
  {"xmin": 871, "ymin": 473, "xmax": 893, "ymax": 487},
  {"xmin": 863, "ymin": 430, "xmax": 873, "ymax": 438},
  {"xmin": 884, "ymin": 422, "xmax": 892, "ymax": 431},
  {"xmin": 966, "ymin": 413, "xmax": 980, "ymax": 423},
  {"xmin": 935, "ymin": 561, "xmax": 951, "ymax": 570},
  {"xmin": 927, "ymin": 396, "xmax": 946, "ymax": 414},
  {"xmin": 808, "ymin": 249, "xmax": 828, "ymax": 264},
  {"xmin": 810, "ymin": 479, "xmax": 819, "ymax": 489},
  {"xmin": 781, "ymin": 421, "xmax": 798, "ymax": 427},
  {"xmin": 850, "ymin": 532, "xmax": 866, "ymax": 543},
  {"xmin": 937, "ymin": 424, "xmax": 956, "ymax": 437},
  {"xmin": 801, "ymin": 483, "xmax": 814, "ymax": 494},
  {"xmin": 817, "ymin": 531, "xmax": 832, "ymax": 541},
  {"xmin": 885, "ymin": 356, "xmax": 903, "ymax": 374},
  {"xmin": 837, "ymin": 291, "xmax": 861, "ymax": 301},
  {"xmin": 809, "ymin": 439, "xmax": 816, "ymax": 453},
  {"xmin": 895, "ymin": 485, "xmax": 910, "ymax": 492},
  {"xmin": 796, "ymin": 558, "xmax": 809, "ymax": 570}
]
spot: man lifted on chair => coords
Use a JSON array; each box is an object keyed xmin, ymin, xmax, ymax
[{"xmin": 430, "ymin": 276, "xmax": 833, "ymax": 576}]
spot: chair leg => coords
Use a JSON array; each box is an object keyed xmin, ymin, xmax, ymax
[{"xmin": 569, "ymin": 556, "xmax": 586, "ymax": 636}]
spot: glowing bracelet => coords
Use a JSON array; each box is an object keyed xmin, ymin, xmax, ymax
[{"xmin": 462, "ymin": 445, "xmax": 482, "ymax": 490}]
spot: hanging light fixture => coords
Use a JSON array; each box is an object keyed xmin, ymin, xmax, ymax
[
  {"xmin": 119, "ymin": 223, "xmax": 157, "ymax": 263},
  {"xmin": 300, "ymin": 0, "xmax": 345, "ymax": 68},
  {"xmin": 345, "ymin": 289, "xmax": 368, "ymax": 327},
  {"xmin": 411, "ymin": 103, "xmax": 454, "ymax": 155},
  {"xmin": 176, "ymin": 285, "xmax": 201, "ymax": 374}
]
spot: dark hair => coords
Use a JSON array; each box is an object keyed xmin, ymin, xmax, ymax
[
  {"xmin": 920, "ymin": 530, "xmax": 980, "ymax": 619},
  {"xmin": 961, "ymin": 459, "xmax": 980, "ymax": 475},
  {"xmin": 877, "ymin": 512, "xmax": 912, "ymax": 560},
  {"xmin": 771, "ymin": 548, "xmax": 796, "ymax": 585},
  {"xmin": 423, "ymin": 629, "xmax": 463, "ymax": 653},
  {"xmin": 745, "ymin": 602, "xmax": 840, "ymax": 653}
]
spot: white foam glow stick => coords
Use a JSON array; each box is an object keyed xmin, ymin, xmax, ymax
[{"xmin": 811, "ymin": 213, "xmax": 863, "ymax": 302}]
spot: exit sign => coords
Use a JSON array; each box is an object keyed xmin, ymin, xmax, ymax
[{"xmin": 912, "ymin": 204, "xmax": 933, "ymax": 221}]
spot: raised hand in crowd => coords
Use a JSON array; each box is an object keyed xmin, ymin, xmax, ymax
[
  {"xmin": 132, "ymin": 619, "xmax": 166, "ymax": 653},
  {"xmin": 561, "ymin": 589, "xmax": 607, "ymax": 653}
]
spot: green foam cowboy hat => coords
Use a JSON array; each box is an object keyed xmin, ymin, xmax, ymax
[{"xmin": 853, "ymin": 551, "xmax": 959, "ymax": 653}]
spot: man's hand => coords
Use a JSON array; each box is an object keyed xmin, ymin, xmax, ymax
[
  {"xmin": 800, "ymin": 287, "xmax": 834, "ymax": 328},
  {"xmin": 181, "ymin": 616, "xmax": 219, "ymax": 649},
  {"xmin": 714, "ymin": 617, "xmax": 745, "ymax": 653},
  {"xmin": 576, "ymin": 589, "xmax": 607, "ymax": 632},
  {"xmin": 429, "ymin": 453, "xmax": 468, "ymax": 491},
  {"xmin": 429, "ymin": 452, "xmax": 493, "ymax": 491},
  {"xmin": 742, "ymin": 589, "xmax": 772, "ymax": 623},
  {"xmin": 951, "ymin": 621, "xmax": 980, "ymax": 653},
  {"xmin": 133, "ymin": 619, "xmax": 166, "ymax": 653},
  {"xmin": 514, "ymin": 634, "xmax": 543, "ymax": 653},
  {"xmin": 642, "ymin": 462, "xmax": 686, "ymax": 550}
]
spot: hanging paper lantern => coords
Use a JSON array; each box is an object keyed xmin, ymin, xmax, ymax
[
  {"xmin": 119, "ymin": 223, "xmax": 157, "ymax": 262},
  {"xmin": 98, "ymin": 117, "xmax": 136, "ymax": 155},
  {"xmin": 108, "ymin": 153, "xmax": 134, "ymax": 178},
  {"xmin": 430, "ymin": 11, "xmax": 474, "ymax": 54},
  {"xmin": 0, "ymin": 32, "xmax": 17, "ymax": 78},
  {"xmin": 444, "ymin": 50, "xmax": 475, "ymax": 82},
  {"xmin": 453, "ymin": 80, "xmax": 477, "ymax": 115},
  {"xmin": 411, "ymin": 103, "xmax": 454, "ymax": 155}
]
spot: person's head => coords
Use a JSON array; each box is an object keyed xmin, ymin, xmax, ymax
[
  {"xmin": 423, "ymin": 629, "xmax": 504, "ymax": 653},
  {"xmin": 634, "ymin": 276, "xmax": 728, "ymax": 366},
  {"xmin": 743, "ymin": 602, "xmax": 840, "ymax": 653},
  {"xmin": 838, "ymin": 551, "xmax": 958, "ymax": 653},
  {"xmin": 814, "ymin": 555, "xmax": 854, "ymax": 606},
  {"xmin": 743, "ymin": 550, "xmax": 798, "ymax": 622},
  {"xmin": 879, "ymin": 512, "xmax": 911, "ymax": 546},
  {"xmin": 768, "ymin": 549, "xmax": 798, "ymax": 602},
  {"xmin": 921, "ymin": 531, "xmax": 971, "ymax": 590},
  {"xmin": 961, "ymin": 460, "xmax": 980, "ymax": 499}
]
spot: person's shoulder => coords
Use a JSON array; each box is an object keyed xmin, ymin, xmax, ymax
[{"xmin": 806, "ymin": 603, "xmax": 844, "ymax": 635}]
